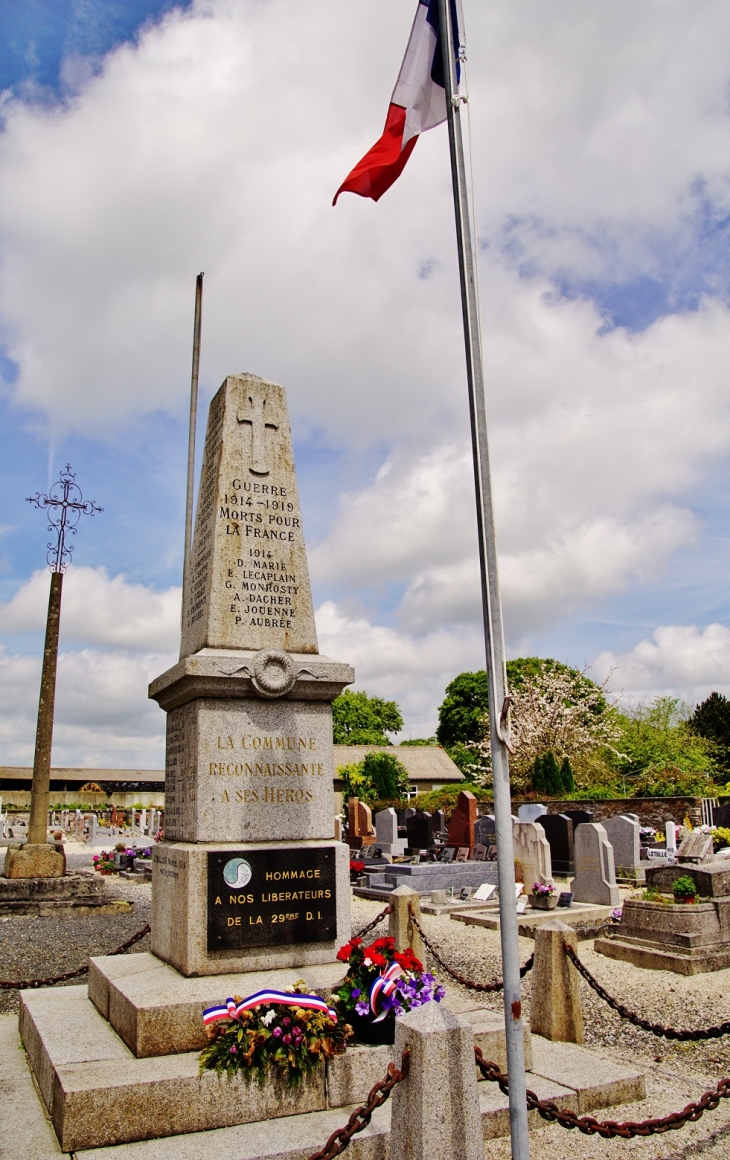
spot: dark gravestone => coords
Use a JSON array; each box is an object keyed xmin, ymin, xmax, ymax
[
  {"xmin": 406, "ymin": 810, "xmax": 433, "ymax": 851},
  {"xmin": 713, "ymin": 804, "xmax": 730, "ymax": 830},
  {"xmin": 562, "ymin": 810, "xmax": 592, "ymax": 830},
  {"xmin": 536, "ymin": 813, "xmax": 574, "ymax": 875},
  {"xmin": 433, "ymin": 809, "xmax": 447, "ymax": 835},
  {"xmin": 474, "ymin": 815, "xmax": 496, "ymax": 847}
]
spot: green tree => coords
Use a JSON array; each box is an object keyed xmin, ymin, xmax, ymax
[
  {"xmin": 690, "ymin": 692, "xmax": 730, "ymax": 776},
  {"xmin": 614, "ymin": 697, "xmax": 717, "ymax": 784},
  {"xmin": 337, "ymin": 753, "xmax": 409, "ymax": 805},
  {"xmin": 400, "ymin": 737, "xmax": 437, "ymax": 746},
  {"xmin": 332, "ymin": 690, "xmax": 403, "ymax": 745},
  {"xmin": 560, "ymin": 756, "xmax": 575, "ymax": 794},
  {"xmin": 532, "ymin": 752, "xmax": 562, "ymax": 794},
  {"xmin": 436, "ymin": 670, "xmax": 489, "ymax": 747}
]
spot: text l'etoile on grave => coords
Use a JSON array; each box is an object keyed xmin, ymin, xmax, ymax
[{"xmin": 180, "ymin": 374, "xmax": 318, "ymax": 658}]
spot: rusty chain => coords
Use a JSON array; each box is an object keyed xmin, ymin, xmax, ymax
[
  {"xmin": 474, "ymin": 1046, "xmax": 730, "ymax": 1138},
  {"xmin": 352, "ymin": 905, "xmax": 392, "ymax": 941},
  {"xmin": 563, "ymin": 943, "xmax": 730, "ymax": 1041},
  {"xmin": 0, "ymin": 922, "xmax": 151, "ymax": 990},
  {"xmin": 408, "ymin": 904, "xmax": 534, "ymax": 992},
  {"xmin": 307, "ymin": 1048, "xmax": 410, "ymax": 1160}
]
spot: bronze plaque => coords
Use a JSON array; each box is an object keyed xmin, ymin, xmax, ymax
[{"xmin": 207, "ymin": 846, "xmax": 337, "ymax": 951}]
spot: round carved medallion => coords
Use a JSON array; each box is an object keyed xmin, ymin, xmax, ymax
[{"xmin": 250, "ymin": 649, "xmax": 297, "ymax": 698}]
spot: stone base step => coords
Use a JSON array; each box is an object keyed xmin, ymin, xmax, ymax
[
  {"xmin": 452, "ymin": 902, "xmax": 612, "ymax": 937},
  {"xmin": 88, "ymin": 952, "xmax": 346, "ymax": 1056},
  {"xmin": 19, "ymin": 979, "xmax": 646, "ymax": 1153},
  {"xmin": 595, "ymin": 935, "xmax": 730, "ymax": 975}
]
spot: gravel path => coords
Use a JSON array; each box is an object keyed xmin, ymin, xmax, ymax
[
  {"xmin": 0, "ymin": 870, "xmax": 151, "ymax": 1015},
  {"xmin": 351, "ymin": 897, "xmax": 730, "ymax": 1160}
]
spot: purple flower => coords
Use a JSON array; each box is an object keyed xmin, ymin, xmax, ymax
[
  {"xmin": 355, "ymin": 1000, "xmax": 370, "ymax": 1016},
  {"xmin": 282, "ymin": 1017, "xmax": 291, "ymax": 1027},
  {"xmin": 350, "ymin": 988, "xmax": 361, "ymax": 999},
  {"xmin": 272, "ymin": 1026, "xmax": 282, "ymax": 1038},
  {"xmin": 435, "ymin": 987, "xmax": 446, "ymax": 1002},
  {"xmin": 282, "ymin": 1033, "xmax": 292, "ymax": 1046},
  {"xmin": 393, "ymin": 1004, "xmax": 405, "ymax": 1017},
  {"xmin": 229, "ymin": 1046, "xmax": 237, "ymax": 1054}
]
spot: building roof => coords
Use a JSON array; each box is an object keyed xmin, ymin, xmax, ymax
[
  {"xmin": 332, "ymin": 746, "xmax": 463, "ymax": 782},
  {"xmin": 0, "ymin": 767, "xmax": 163, "ymax": 784}
]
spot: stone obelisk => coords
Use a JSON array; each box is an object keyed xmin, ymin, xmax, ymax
[{"xmin": 149, "ymin": 374, "xmax": 353, "ymax": 976}]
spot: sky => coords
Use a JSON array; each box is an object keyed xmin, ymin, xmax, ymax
[{"xmin": 2, "ymin": 0, "xmax": 730, "ymax": 768}]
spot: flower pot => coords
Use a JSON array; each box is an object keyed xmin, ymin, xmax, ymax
[
  {"xmin": 350, "ymin": 1009, "xmax": 396, "ymax": 1046},
  {"xmin": 528, "ymin": 894, "xmax": 558, "ymax": 910},
  {"xmin": 675, "ymin": 896, "xmax": 697, "ymax": 905}
]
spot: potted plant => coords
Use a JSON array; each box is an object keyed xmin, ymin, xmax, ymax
[
  {"xmin": 334, "ymin": 935, "xmax": 445, "ymax": 1045},
  {"xmin": 528, "ymin": 882, "xmax": 558, "ymax": 910},
  {"xmin": 672, "ymin": 875, "xmax": 699, "ymax": 904}
]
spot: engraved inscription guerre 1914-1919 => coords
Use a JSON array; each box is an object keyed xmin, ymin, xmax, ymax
[{"xmin": 207, "ymin": 846, "xmax": 337, "ymax": 951}]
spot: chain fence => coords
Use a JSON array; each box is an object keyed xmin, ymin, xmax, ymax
[
  {"xmin": 474, "ymin": 1045, "xmax": 730, "ymax": 1139},
  {"xmin": 564, "ymin": 943, "xmax": 730, "ymax": 1041},
  {"xmin": 352, "ymin": 905, "xmax": 392, "ymax": 941},
  {"xmin": 0, "ymin": 922, "xmax": 151, "ymax": 990},
  {"xmin": 307, "ymin": 1048, "xmax": 410, "ymax": 1160},
  {"xmin": 408, "ymin": 904, "xmax": 534, "ymax": 992}
]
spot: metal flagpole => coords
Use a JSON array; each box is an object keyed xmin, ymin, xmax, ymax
[
  {"xmin": 436, "ymin": 2, "xmax": 530, "ymax": 1156},
  {"xmin": 181, "ymin": 272, "xmax": 204, "ymax": 642}
]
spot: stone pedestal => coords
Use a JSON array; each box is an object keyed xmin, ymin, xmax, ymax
[
  {"xmin": 596, "ymin": 897, "xmax": 730, "ymax": 974},
  {"xmin": 3, "ymin": 843, "xmax": 65, "ymax": 879}
]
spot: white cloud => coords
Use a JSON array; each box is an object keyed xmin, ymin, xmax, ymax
[
  {"xmin": 0, "ymin": 567, "xmax": 180, "ymax": 651},
  {"xmin": 0, "ymin": 645, "xmax": 171, "ymax": 768},
  {"xmin": 594, "ymin": 624, "xmax": 730, "ymax": 708}
]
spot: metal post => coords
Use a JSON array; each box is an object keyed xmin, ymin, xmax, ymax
[
  {"xmin": 437, "ymin": 2, "xmax": 530, "ymax": 1156},
  {"xmin": 181, "ymin": 272, "xmax": 204, "ymax": 641},
  {"xmin": 27, "ymin": 571, "xmax": 63, "ymax": 845}
]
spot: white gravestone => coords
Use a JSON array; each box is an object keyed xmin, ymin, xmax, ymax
[
  {"xmin": 518, "ymin": 803, "xmax": 548, "ymax": 824},
  {"xmin": 512, "ymin": 821, "xmax": 553, "ymax": 889},
  {"xmin": 88, "ymin": 814, "xmax": 98, "ymax": 844},
  {"xmin": 375, "ymin": 808, "xmax": 407, "ymax": 856},
  {"xmin": 571, "ymin": 823, "xmax": 620, "ymax": 906},
  {"xmin": 602, "ymin": 815, "xmax": 641, "ymax": 875},
  {"xmin": 666, "ymin": 821, "xmax": 678, "ymax": 854},
  {"xmin": 148, "ymin": 374, "xmax": 354, "ymax": 977}
]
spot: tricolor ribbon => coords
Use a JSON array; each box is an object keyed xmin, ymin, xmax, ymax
[
  {"xmin": 369, "ymin": 961, "xmax": 403, "ymax": 1022},
  {"xmin": 203, "ymin": 989, "xmax": 337, "ymax": 1026}
]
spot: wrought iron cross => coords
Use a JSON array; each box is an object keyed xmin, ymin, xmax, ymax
[{"xmin": 26, "ymin": 464, "xmax": 103, "ymax": 572}]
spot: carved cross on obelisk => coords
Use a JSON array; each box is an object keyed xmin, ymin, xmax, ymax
[{"xmin": 237, "ymin": 391, "xmax": 278, "ymax": 476}]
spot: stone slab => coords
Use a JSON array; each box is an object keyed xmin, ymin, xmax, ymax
[
  {"xmin": 326, "ymin": 1043, "xmax": 392, "ymax": 1109},
  {"xmin": 479, "ymin": 1074, "xmax": 578, "ymax": 1139},
  {"xmin": 0, "ymin": 898, "xmax": 133, "ymax": 917},
  {"xmin": 20, "ymin": 987, "xmax": 326, "ymax": 1152},
  {"xmin": 451, "ymin": 902, "xmax": 612, "ymax": 936},
  {"xmin": 0, "ymin": 1013, "xmax": 65, "ymax": 1160},
  {"xmin": 0, "ymin": 872, "xmax": 105, "ymax": 901},
  {"xmin": 460, "ymin": 1006, "xmax": 534, "ymax": 1073},
  {"xmin": 152, "ymin": 839, "xmax": 350, "ymax": 976},
  {"xmin": 530, "ymin": 1035, "xmax": 646, "ymax": 1112},
  {"xmin": 358, "ymin": 861, "xmax": 499, "ymax": 898},
  {"xmin": 75, "ymin": 1104, "xmax": 390, "ymax": 1160},
  {"xmin": 91, "ymin": 952, "xmax": 345, "ymax": 1057},
  {"xmin": 595, "ymin": 935, "xmax": 730, "ymax": 974},
  {"xmin": 646, "ymin": 859, "xmax": 730, "ymax": 897}
]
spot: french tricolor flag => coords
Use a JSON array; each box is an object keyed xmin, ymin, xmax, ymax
[{"xmin": 333, "ymin": 0, "xmax": 461, "ymax": 205}]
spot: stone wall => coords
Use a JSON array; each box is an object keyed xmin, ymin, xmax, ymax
[{"xmin": 509, "ymin": 797, "xmax": 705, "ymax": 829}]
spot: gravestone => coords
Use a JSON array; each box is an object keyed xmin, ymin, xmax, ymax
[
  {"xmin": 406, "ymin": 810, "xmax": 433, "ymax": 851},
  {"xmin": 474, "ymin": 814, "xmax": 495, "ymax": 846},
  {"xmin": 518, "ymin": 803, "xmax": 547, "ymax": 824},
  {"xmin": 563, "ymin": 809, "xmax": 592, "ymax": 830},
  {"xmin": 357, "ymin": 801, "xmax": 375, "ymax": 843},
  {"xmin": 433, "ymin": 809, "xmax": 446, "ymax": 835},
  {"xmin": 147, "ymin": 373, "xmax": 353, "ymax": 976},
  {"xmin": 512, "ymin": 821, "xmax": 553, "ymax": 889},
  {"xmin": 375, "ymin": 807, "xmax": 407, "ymax": 856},
  {"xmin": 666, "ymin": 821, "xmax": 678, "ymax": 854},
  {"xmin": 536, "ymin": 813, "xmax": 574, "ymax": 875},
  {"xmin": 602, "ymin": 815, "xmax": 641, "ymax": 877},
  {"xmin": 571, "ymin": 823, "xmax": 620, "ymax": 906},
  {"xmin": 678, "ymin": 831, "xmax": 713, "ymax": 864},
  {"xmin": 447, "ymin": 790, "xmax": 477, "ymax": 849},
  {"xmin": 714, "ymin": 803, "xmax": 730, "ymax": 829}
]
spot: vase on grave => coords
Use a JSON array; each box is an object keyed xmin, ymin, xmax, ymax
[{"xmin": 528, "ymin": 893, "xmax": 558, "ymax": 910}]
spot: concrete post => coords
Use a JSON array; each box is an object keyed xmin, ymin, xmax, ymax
[
  {"xmin": 389, "ymin": 885, "xmax": 425, "ymax": 961},
  {"xmin": 529, "ymin": 919, "xmax": 584, "ymax": 1043},
  {"xmin": 390, "ymin": 1001, "xmax": 483, "ymax": 1160}
]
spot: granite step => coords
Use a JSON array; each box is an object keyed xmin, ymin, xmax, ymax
[{"xmin": 451, "ymin": 901, "xmax": 612, "ymax": 936}]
